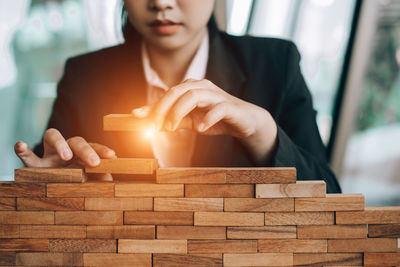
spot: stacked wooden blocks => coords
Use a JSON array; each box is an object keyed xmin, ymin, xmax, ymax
[{"xmin": 0, "ymin": 160, "xmax": 399, "ymax": 266}]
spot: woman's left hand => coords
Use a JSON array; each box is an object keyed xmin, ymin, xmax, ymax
[{"xmin": 132, "ymin": 79, "xmax": 278, "ymax": 163}]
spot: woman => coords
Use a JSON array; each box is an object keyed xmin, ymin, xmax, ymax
[{"xmin": 14, "ymin": 0, "xmax": 341, "ymax": 192}]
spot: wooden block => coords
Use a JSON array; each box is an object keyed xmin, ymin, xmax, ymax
[
  {"xmin": 156, "ymin": 168, "xmax": 226, "ymax": 184},
  {"xmin": 226, "ymin": 167, "xmax": 296, "ymax": 184},
  {"xmin": 153, "ymin": 253, "xmax": 222, "ymax": 267},
  {"xmin": 115, "ymin": 184, "xmax": 183, "ymax": 197},
  {"xmin": 364, "ymin": 252, "xmax": 400, "ymax": 266},
  {"xmin": 47, "ymin": 182, "xmax": 114, "ymax": 197},
  {"xmin": 0, "ymin": 225, "xmax": 19, "ymax": 238},
  {"xmin": 49, "ymin": 239, "xmax": 116, "ymax": 253},
  {"xmin": 0, "ymin": 183, "xmax": 45, "ymax": 197},
  {"xmin": 87, "ymin": 225, "xmax": 155, "ymax": 239},
  {"xmin": 188, "ymin": 240, "xmax": 257, "ymax": 253},
  {"xmin": 104, "ymin": 114, "xmax": 155, "ymax": 131},
  {"xmin": 224, "ymin": 198, "xmax": 294, "ymax": 212},
  {"xmin": 295, "ymin": 193, "xmax": 365, "ymax": 212},
  {"xmin": 0, "ymin": 239, "xmax": 48, "ymax": 252},
  {"xmin": 118, "ymin": 239, "xmax": 187, "ymax": 253},
  {"xmin": 16, "ymin": 252, "xmax": 83, "ymax": 266},
  {"xmin": 0, "ymin": 252, "xmax": 15, "ymax": 265},
  {"xmin": 55, "ymin": 211, "xmax": 122, "ymax": 225},
  {"xmin": 85, "ymin": 197, "xmax": 152, "ymax": 211},
  {"xmin": 297, "ymin": 225, "xmax": 367, "ymax": 239},
  {"xmin": 0, "ymin": 211, "xmax": 54, "ymax": 224},
  {"xmin": 124, "ymin": 211, "xmax": 193, "ymax": 225},
  {"xmin": 83, "ymin": 253, "xmax": 151, "ymax": 267},
  {"xmin": 194, "ymin": 212, "xmax": 264, "ymax": 226},
  {"xmin": 264, "ymin": 212, "xmax": 334, "ymax": 225},
  {"xmin": 258, "ymin": 239, "xmax": 327, "ymax": 253},
  {"xmin": 227, "ymin": 226, "xmax": 296, "ymax": 239},
  {"xmin": 0, "ymin": 198, "xmax": 15, "ymax": 210},
  {"xmin": 85, "ymin": 158, "xmax": 156, "ymax": 175},
  {"xmin": 336, "ymin": 206, "xmax": 400, "ymax": 224},
  {"xmin": 328, "ymin": 238, "xmax": 398, "ymax": 252},
  {"xmin": 293, "ymin": 253, "xmax": 363, "ymax": 266},
  {"xmin": 185, "ymin": 185, "xmax": 254, "ymax": 198},
  {"xmin": 17, "ymin": 197, "xmax": 84, "ymax": 211},
  {"xmin": 14, "ymin": 168, "xmax": 86, "ymax": 183},
  {"xmin": 256, "ymin": 181, "xmax": 326, "ymax": 198},
  {"xmin": 19, "ymin": 225, "xmax": 86, "ymax": 239},
  {"xmin": 369, "ymin": 224, "xmax": 400, "ymax": 238},
  {"xmin": 223, "ymin": 253, "xmax": 293, "ymax": 267},
  {"xmin": 157, "ymin": 226, "xmax": 226, "ymax": 240},
  {"xmin": 154, "ymin": 198, "xmax": 223, "ymax": 212}
]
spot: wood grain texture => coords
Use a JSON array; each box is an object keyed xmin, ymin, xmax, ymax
[
  {"xmin": 226, "ymin": 167, "xmax": 296, "ymax": 184},
  {"xmin": 55, "ymin": 211, "xmax": 122, "ymax": 225},
  {"xmin": 368, "ymin": 224, "xmax": 400, "ymax": 238},
  {"xmin": 256, "ymin": 181, "xmax": 326, "ymax": 198},
  {"xmin": 0, "ymin": 252, "xmax": 15, "ymax": 265},
  {"xmin": 124, "ymin": 211, "xmax": 193, "ymax": 225},
  {"xmin": 194, "ymin": 212, "xmax": 264, "ymax": 226},
  {"xmin": 258, "ymin": 239, "xmax": 327, "ymax": 253},
  {"xmin": 85, "ymin": 158, "xmax": 156, "ymax": 174},
  {"xmin": 14, "ymin": 168, "xmax": 86, "ymax": 183},
  {"xmin": 185, "ymin": 185, "xmax": 254, "ymax": 198},
  {"xmin": 0, "ymin": 198, "xmax": 15, "ymax": 211},
  {"xmin": 115, "ymin": 183, "xmax": 183, "ymax": 197},
  {"xmin": 19, "ymin": 225, "xmax": 86, "ymax": 239},
  {"xmin": 87, "ymin": 225, "xmax": 155, "ymax": 239},
  {"xmin": 154, "ymin": 198, "xmax": 223, "ymax": 212},
  {"xmin": 336, "ymin": 206, "xmax": 400, "ymax": 224},
  {"xmin": 364, "ymin": 252, "xmax": 400, "ymax": 266},
  {"xmin": 187, "ymin": 240, "xmax": 257, "ymax": 253},
  {"xmin": 223, "ymin": 253, "xmax": 293, "ymax": 267},
  {"xmin": 17, "ymin": 197, "xmax": 84, "ymax": 211},
  {"xmin": 0, "ymin": 183, "xmax": 45, "ymax": 197},
  {"xmin": 293, "ymin": 253, "xmax": 363, "ymax": 266},
  {"xmin": 264, "ymin": 212, "xmax": 334, "ymax": 225},
  {"xmin": 295, "ymin": 193, "xmax": 365, "ymax": 211},
  {"xmin": 104, "ymin": 114, "xmax": 155, "ymax": 132},
  {"xmin": 157, "ymin": 226, "xmax": 226, "ymax": 240},
  {"xmin": 16, "ymin": 252, "xmax": 83, "ymax": 266},
  {"xmin": 328, "ymin": 238, "xmax": 398, "ymax": 252},
  {"xmin": 47, "ymin": 182, "xmax": 114, "ymax": 197},
  {"xmin": 49, "ymin": 239, "xmax": 116, "ymax": 253},
  {"xmin": 0, "ymin": 225, "xmax": 19, "ymax": 238},
  {"xmin": 0, "ymin": 211, "xmax": 54, "ymax": 224},
  {"xmin": 153, "ymin": 253, "xmax": 222, "ymax": 267},
  {"xmin": 83, "ymin": 253, "xmax": 151, "ymax": 267},
  {"xmin": 85, "ymin": 197, "xmax": 152, "ymax": 211},
  {"xmin": 156, "ymin": 168, "xmax": 226, "ymax": 184},
  {"xmin": 224, "ymin": 198, "xmax": 293, "ymax": 212},
  {"xmin": 297, "ymin": 225, "xmax": 367, "ymax": 239},
  {"xmin": 227, "ymin": 226, "xmax": 296, "ymax": 239},
  {"xmin": 118, "ymin": 239, "xmax": 187, "ymax": 253},
  {"xmin": 0, "ymin": 239, "xmax": 48, "ymax": 252}
]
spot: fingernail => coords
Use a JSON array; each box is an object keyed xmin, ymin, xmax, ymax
[
  {"xmin": 63, "ymin": 148, "xmax": 72, "ymax": 159},
  {"xmin": 165, "ymin": 121, "xmax": 172, "ymax": 131},
  {"xmin": 89, "ymin": 153, "xmax": 100, "ymax": 166},
  {"xmin": 198, "ymin": 122, "xmax": 205, "ymax": 132}
]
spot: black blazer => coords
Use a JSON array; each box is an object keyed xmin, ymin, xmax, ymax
[{"xmin": 34, "ymin": 23, "xmax": 341, "ymax": 193}]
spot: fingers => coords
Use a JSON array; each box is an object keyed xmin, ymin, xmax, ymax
[
  {"xmin": 67, "ymin": 136, "xmax": 100, "ymax": 167},
  {"xmin": 43, "ymin": 128, "xmax": 72, "ymax": 161},
  {"xmin": 89, "ymin": 143, "xmax": 116, "ymax": 159},
  {"xmin": 14, "ymin": 141, "xmax": 43, "ymax": 167},
  {"xmin": 199, "ymin": 102, "xmax": 235, "ymax": 132}
]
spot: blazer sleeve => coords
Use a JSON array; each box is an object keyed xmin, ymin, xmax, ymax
[{"xmin": 268, "ymin": 42, "xmax": 341, "ymax": 193}]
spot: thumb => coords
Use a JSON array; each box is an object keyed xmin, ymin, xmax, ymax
[
  {"xmin": 14, "ymin": 141, "xmax": 43, "ymax": 167},
  {"xmin": 132, "ymin": 105, "xmax": 151, "ymax": 118}
]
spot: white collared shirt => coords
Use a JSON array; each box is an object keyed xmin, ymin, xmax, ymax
[{"xmin": 141, "ymin": 31, "xmax": 209, "ymax": 167}]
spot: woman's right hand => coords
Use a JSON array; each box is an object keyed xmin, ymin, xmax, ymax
[{"xmin": 14, "ymin": 128, "xmax": 116, "ymax": 168}]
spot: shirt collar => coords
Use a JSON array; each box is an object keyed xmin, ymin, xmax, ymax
[{"xmin": 141, "ymin": 30, "xmax": 209, "ymax": 91}]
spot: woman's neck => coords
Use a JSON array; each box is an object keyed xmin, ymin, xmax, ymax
[{"xmin": 146, "ymin": 28, "xmax": 207, "ymax": 88}]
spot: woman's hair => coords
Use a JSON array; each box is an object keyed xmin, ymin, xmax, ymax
[{"xmin": 121, "ymin": 4, "xmax": 219, "ymax": 43}]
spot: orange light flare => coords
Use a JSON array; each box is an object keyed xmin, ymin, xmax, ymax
[{"xmin": 143, "ymin": 124, "xmax": 156, "ymax": 139}]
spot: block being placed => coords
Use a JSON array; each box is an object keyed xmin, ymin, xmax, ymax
[
  {"xmin": 295, "ymin": 193, "xmax": 365, "ymax": 211},
  {"xmin": 85, "ymin": 158, "xmax": 157, "ymax": 175},
  {"xmin": 14, "ymin": 168, "xmax": 86, "ymax": 183},
  {"xmin": 104, "ymin": 114, "xmax": 155, "ymax": 131},
  {"xmin": 256, "ymin": 181, "xmax": 326, "ymax": 198}
]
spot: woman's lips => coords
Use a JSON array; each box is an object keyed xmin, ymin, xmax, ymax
[{"xmin": 149, "ymin": 19, "xmax": 182, "ymax": 35}]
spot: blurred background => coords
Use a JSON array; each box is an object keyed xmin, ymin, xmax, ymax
[{"xmin": 0, "ymin": 0, "xmax": 399, "ymax": 206}]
